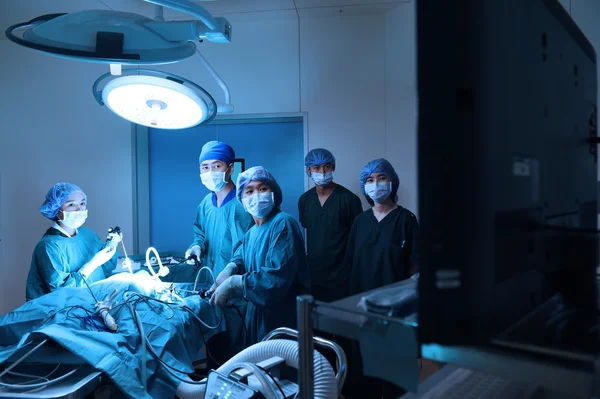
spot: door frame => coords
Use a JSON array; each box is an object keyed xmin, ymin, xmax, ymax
[{"xmin": 131, "ymin": 112, "xmax": 309, "ymax": 254}]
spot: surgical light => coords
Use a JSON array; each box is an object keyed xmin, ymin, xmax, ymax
[
  {"xmin": 96, "ymin": 73, "xmax": 215, "ymax": 129},
  {"xmin": 104, "ymin": 77, "xmax": 206, "ymax": 129},
  {"xmin": 5, "ymin": 0, "xmax": 234, "ymax": 129}
]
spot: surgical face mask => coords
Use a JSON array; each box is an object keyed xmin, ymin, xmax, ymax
[
  {"xmin": 242, "ymin": 192, "xmax": 275, "ymax": 218},
  {"xmin": 311, "ymin": 171, "xmax": 334, "ymax": 186},
  {"xmin": 200, "ymin": 171, "xmax": 227, "ymax": 192},
  {"xmin": 60, "ymin": 209, "xmax": 88, "ymax": 229},
  {"xmin": 365, "ymin": 181, "xmax": 393, "ymax": 203}
]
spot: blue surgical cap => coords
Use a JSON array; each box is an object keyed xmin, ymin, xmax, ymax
[
  {"xmin": 40, "ymin": 182, "xmax": 87, "ymax": 220},
  {"xmin": 236, "ymin": 166, "xmax": 283, "ymax": 207},
  {"xmin": 304, "ymin": 148, "xmax": 336, "ymax": 168},
  {"xmin": 199, "ymin": 141, "xmax": 235, "ymax": 165},
  {"xmin": 359, "ymin": 158, "xmax": 399, "ymax": 205}
]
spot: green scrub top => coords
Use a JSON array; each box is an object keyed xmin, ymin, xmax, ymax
[
  {"xmin": 187, "ymin": 187, "xmax": 254, "ymax": 281},
  {"xmin": 186, "ymin": 186, "xmax": 254, "ymax": 358},
  {"xmin": 26, "ymin": 226, "xmax": 118, "ymax": 301},
  {"xmin": 231, "ymin": 209, "xmax": 310, "ymax": 345}
]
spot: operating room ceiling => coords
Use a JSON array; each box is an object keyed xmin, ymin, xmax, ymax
[{"xmin": 0, "ymin": 0, "xmax": 409, "ymax": 35}]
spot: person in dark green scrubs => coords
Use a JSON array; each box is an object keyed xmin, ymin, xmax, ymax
[
  {"xmin": 298, "ymin": 148, "xmax": 362, "ymax": 302},
  {"xmin": 343, "ymin": 158, "xmax": 420, "ymax": 399},
  {"xmin": 347, "ymin": 158, "xmax": 419, "ymax": 294}
]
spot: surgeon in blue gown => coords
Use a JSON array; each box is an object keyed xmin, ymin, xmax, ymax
[
  {"xmin": 183, "ymin": 141, "xmax": 254, "ymax": 365},
  {"xmin": 26, "ymin": 182, "xmax": 119, "ymax": 301},
  {"xmin": 209, "ymin": 166, "xmax": 310, "ymax": 345}
]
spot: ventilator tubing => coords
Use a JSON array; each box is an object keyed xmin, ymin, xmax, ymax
[{"xmin": 176, "ymin": 339, "xmax": 338, "ymax": 399}]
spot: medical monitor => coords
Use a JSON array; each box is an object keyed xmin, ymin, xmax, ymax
[{"xmin": 417, "ymin": 0, "xmax": 599, "ymax": 354}]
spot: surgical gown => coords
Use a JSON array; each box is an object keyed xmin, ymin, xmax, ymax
[
  {"xmin": 298, "ymin": 184, "xmax": 362, "ymax": 302},
  {"xmin": 26, "ymin": 227, "xmax": 118, "ymax": 301},
  {"xmin": 188, "ymin": 188, "xmax": 254, "ymax": 279},
  {"xmin": 188, "ymin": 188, "xmax": 254, "ymax": 361},
  {"xmin": 346, "ymin": 206, "xmax": 419, "ymax": 296},
  {"xmin": 232, "ymin": 210, "xmax": 310, "ymax": 345}
]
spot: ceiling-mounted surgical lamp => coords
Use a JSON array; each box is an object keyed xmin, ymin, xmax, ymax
[
  {"xmin": 93, "ymin": 69, "xmax": 218, "ymax": 129},
  {"xmin": 5, "ymin": 0, "xmax": 234, "ymax": 129}
]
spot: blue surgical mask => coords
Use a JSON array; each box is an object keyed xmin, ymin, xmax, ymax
[
  {"xmin": 242, "ymin": 192, "xmax": 275, "ymax": 218},
  {"xmin": 200, "ymin": 171, "xmax": 227, "ymax": 192},
  {"xmin": 311, "ymin": 171, "xmax": 334, "ymax": 186},
  {"xmin": 365, "ymin": 181, "xmax": 392, "ymax": 203}
]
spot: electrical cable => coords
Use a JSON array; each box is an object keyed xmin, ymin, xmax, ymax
[
  {"xmin": 1, "ymin": 275, "xmax": 220, "ymax": 391},
  {"xmin": 38, "ymin": 305, "xmax": 96, "ymax": 331},
  {"xmin": 144, "ymin": 256, "xmax": 188, "ymax": 268},
  {"xmin": 118, "ymin": 290, "xmax": 221, "ymax": 330},
  {"xmin": 117, "ymin": 290, "xmax": 176, "ymax": 312},
  {"xmin": 119, "ymin": 287, "xmax": 223, "ymax": 378},
  {"xmin": 256, "ymin": 364, "xmax": 287, "ymax": 399},
  {"xmin": 5, "ymin": 370, "xmax": 51, "ymax": 385},
  {"xmin": 0, "ymin": 340, "xmax": 48, "ymax": 380},
  {"xmin": 128, "ymin": 305, "xmax": 208, "ymax": 385},
  {"xmin": 0, "ymin": 363, "xmax": 59, "ymax": 391},
  {"xmin": 10, "ymin": 363, "xmax": 62, "ymax": 385},
  {"xmin": 0, "ymin": 368, "xmax": 78, "ymax": 389},
  {"xmin": 194, "ymin": 264, "xmax": 216, "ymax": 292},
  {"xmin": 200, "ymin": 301, "xmax": 247, "ymax": 368},
  {"xmin": 80, "ymin": 275, "xmax": 99, "ymax": 303},
  {"xmin": 195, "ymin": 311, "xmax": 218, "ymax": 367},
  {"xmin": 131, "ymin": 306, "xmax": 147, "ymax": 390}
]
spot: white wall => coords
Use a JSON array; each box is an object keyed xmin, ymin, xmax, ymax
[
  {"xmin": 0, "ymin": 41, "xmax": 134, "ymax": 313},
  {"xmin": 156, "ymin": 8, "xmax": 415, "ymax": 209},
  {"xmin": 155, "ymin": 11, "xmax": 301, "ymax": 115},
  {"xmin": 385, "ymin": 1, "xmax": 417, "ymax": 215},
  {"xmin": 0, "ymin": 3, "xmax": 418, "ymax": 315},
  {"xmin": 299, "ymin": 12, "xmax": 386, "ymax": 205}
]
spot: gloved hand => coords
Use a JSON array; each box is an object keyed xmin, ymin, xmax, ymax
[
  {"xmin": 209, "ymin": 275, "xmax": 243, "ymax": 307},
  {"xmin": 185, "ymin": 246, "xmax": 202, "ymax": 264},
  {"xmin": 80, "ymin": 246, "xmax": 117, "ymax": 278},
  {"xmin": 209, "ymin": 262, "xmax": 238, "ymax": 291}
]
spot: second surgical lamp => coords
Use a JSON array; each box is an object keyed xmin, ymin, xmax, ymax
[{"xmin": 5, "ymin": 0, "xmax": 234, "ymax": 129}]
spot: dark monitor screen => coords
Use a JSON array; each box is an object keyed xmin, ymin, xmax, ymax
[{"xmin": 417, "ymin": 0, "xmax": 599, "ymax": 354}]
